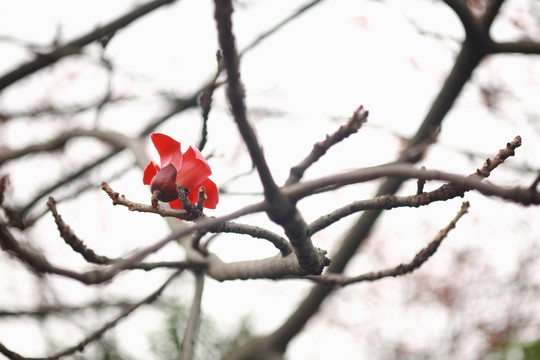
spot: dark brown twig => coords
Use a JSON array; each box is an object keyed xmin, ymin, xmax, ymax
[
  {"xmin": 0, "ymin": 270, "xmax": 183, "ymax": 360},
  {"xmin": 285, "ymin": 105, "xmax": 368, "ymax": 186},
  {"xmin": 197, "ymin": 51, "xmax": 223, "ymax": 151},
  {"xmin": 417, "ymin": 166, "xmax": 427, "ymax": 194},
  {"xmin": 101, "ymin": 182, "xmax": 292, "ymax": 255},
  {"xmin": 101, "ymin": 182, "xmax": 187, "ymax": 219},
  {"xmin": 47, "ymin": 197, "xmax": 112, "ymax": 264},
  {"xmin": 0, "ymin": 0, "xmax": 177, "ymax": 92},
  {"xmin": 309, "ymin": 136, "xmax": 523, "ymax": 234},
  {"xmin": 302, "ymin": 202, "xmax": 470, "ymax": 286}
]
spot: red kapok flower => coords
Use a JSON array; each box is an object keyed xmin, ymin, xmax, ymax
[{"xmin": 143, "ymin": 133, "xmax": 219, "ymax": 210}]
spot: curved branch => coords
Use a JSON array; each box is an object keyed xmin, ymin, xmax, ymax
[
  {"xmin": 102, "ymin": 182, "xmax": 292, "ymax": 255},
  {"xmin": 285, "ymin": 162, "xmax": 539, "ymax": 205},
  {"xmin": 0, "ymin": 128, "xmax": 133, "ymax": 165},
  {"xmin": 0, "ymin": 270, "xmax": 182, "ymax": 360},
  {"xmin": 303, "ymin": 202, "xmax": 470, "ymax": 285},
  {"xmin": 443, "ymin": 0, "xmax": 482, "ymax": 39},
  {"xmin": 245, "ymin": 3, "xmax": 509, "ymax": 354},
  {"xmin": 0, "ymin": 0, "xmax": 177, "ymax": 92}
]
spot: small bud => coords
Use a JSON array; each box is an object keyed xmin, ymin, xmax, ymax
[{"xmin": 150, "ymin": 164, "xmax": 178, "ymax": 202}]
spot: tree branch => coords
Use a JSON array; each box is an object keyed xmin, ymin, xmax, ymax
[
  {"xmin": 285, "ymin": 105, "xmax": 368, "ymax": 186},
  {"xmin": 488, "ymin": 40, "xmax": 540, "ymax": 55},
  {"xmin": 101, "ymin": 182, "xmax": 292, "ymax": 254},
  {"xmin": 303, "ymin": 202, "xmax": 470, "ymax": 285},
  {"xmin": 0, "ymin": 0, "xmax": 177, "ymax": 92},
  {"xmin": 244, "ymin": 3, "xmax": 510, "ymax": 354},
  {"xmin": 443, "ymin": 0, "xmax": 483, "ymax": 40},
  {"xmin": 214, "ymin": 0, "xmax": 327, "ymax": 274},
  {"xmin": 0, "ymin": 270, "xmax": 182, "ymax": 360},
  {"xmin": 213, "ymin": 0, "xmax": 279, "ymax": 199},
  {"xmin": 181, "ymin": 271, "xmax": 205, "ymax": 360},
  {"xmin": 206, "ymin": 252, "xmax": 315, "ymax": 281},
  {"xmin": 0, "ymin": 128, "xmax": 133, "ymax": 166}
]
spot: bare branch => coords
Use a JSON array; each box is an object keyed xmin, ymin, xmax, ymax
[
  {"xmin": 0, "ymin": 128, "xmax": 133, "ymax": 166},
  {"xmin": 206, "ymin": 252, "xmax": 319, "ymax": 281},
  {"xmin": 0, "ymin": 300, "xmax": 148, "ymax": 318},
  {"xmin": 214, "ymin": 0, "xmax": 279, "ymax": 199},
  {"xmin": 102, "ymin": 182, "xmax": 292, "ymax": 255},
  {"xmin": 284, "ymin": 142, "xmax": 540, "ymax": 207},
  {"xmin": 197, "ymin": 51, "xmax": 223, "ymax": 151},
  {"xmin": 482, "ymin": 0, "xmax": 505, "ymax": 28},
  {"xmin": 21, "ymin": 152, "xmax": 118, "ymax": 216},
  {"xmin": 0, "ymin": 0, "xmax": 178, "ymax": 92},
  {"xmin": 214, "ymin": 0, "xmax": 327, "ymax": 274},
  {"xmin": 285, "ymin": 105, "xmax": 368, "ymax": 186},
  {"xmin": 101, "ymin": 182, "xmax": 188, "ymax": 218},
  {"xmin": 488, "ymin": 40, "xmax": 540, "ymax": 55},
  {"xmin": 47, "ymin": 197, "xmax": 112, "ymax": 265},
  {"xmin": 0, "ymin": 270, "xmax": 182, "ymax": 360},
  {"xmin": 239, "ymin": 0, "xmax": 325, "ymax": 57},
  {"xmin": 181, "ymin": 272, "xmax": 205, "ymax": 360},
  {"xmin": 309, "ymin": 136, "xmax": 523, "ymax": 233},
  {"xmin": 443, "ymin": 0, "xmax": 483, "ymax": 40},
  {"xmin": 213, "ymin": 221, "xmax": 292, "ymax": 256},
  {"xmin": 303, "ymin": 202, "xmax": 470, "ymax": 286}
]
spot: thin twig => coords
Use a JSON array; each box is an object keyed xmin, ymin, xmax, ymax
[
  {"xmin": 181, "ymin": 271, "xmax": 205, "ymax": 360},
  {"xmin": 0, "ymin": 128, "xmax": 132, "ymax": 166},
  {"xmin": 0, "ymin": 270, "xmax": 183, "ymax": 360},
  {"xmin": 197, "ymin": 51, "xmax": 223, "ymax": 151},
  {"xmin": 285, "ymin": 105, "xmax": 368, "ymax": 185},
  {"xmin": 309, "ymin": 136, "xmax": 523, "ymax": 233},
  {"xmin": 302, "ymin": 202, "xmax": 470, "ymax": 286},
  {"xmin": 47, "ymin": 197, "xmax": 112, "ymax": 264},
  {"xmin": 101, "ymin": 182, "xmax": 292, "ymax": 255},
  {"xmin": 0, "ymin": 300, "xmax": 147, "ymax": 318},
  {"xmin": 0, "ymin": 0, "xmax": 177, "ymax": 92}
]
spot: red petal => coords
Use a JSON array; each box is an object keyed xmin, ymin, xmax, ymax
[
  {"xmin": 143, "ymin": 161, "xmax": 160, "ymax": 185},
  {"xmin": 150, "ymin": 133, "xmax": 182, "ymax": 170},
  {"xmin": 187, "ymin": 178, "xmax": 219, "ymax": 209},
  {"xmin": 169, "ymin": 199, "xmax": 183, "ymax": 210},
  {"xmin": 201, "ymin": 178, "xmax": 219, "ymax": 209},
  {"xmin": 176, "ymin": 146, "xmax": 212, "ymax": 190}
]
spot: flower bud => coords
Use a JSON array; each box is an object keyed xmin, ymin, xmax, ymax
[{"xmin": 150, "ymin": 164, "xmax": 178, "ymax": 202}]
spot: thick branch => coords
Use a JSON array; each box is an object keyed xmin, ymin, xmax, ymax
[
  {"xmin": 214, "ymin": 0, "xmax": 327, "ymax": 274},
  {"xmin": 244, "ymin": 6, "xmax": 506, "ymax": 355},
  {"xmin": 213, "ymin": 0, "xmax": 279, "ymax": 199},
  {"xmin": 206, "ymin": 253, "xmax": 313, "ymax": 281},
  {"xmin": 443, "ymin": 0, "xmax": 483, "ymax": 40},
  {"xmin": 488, "ymin": 40, "xmax": 540, "ymax": 55}
]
